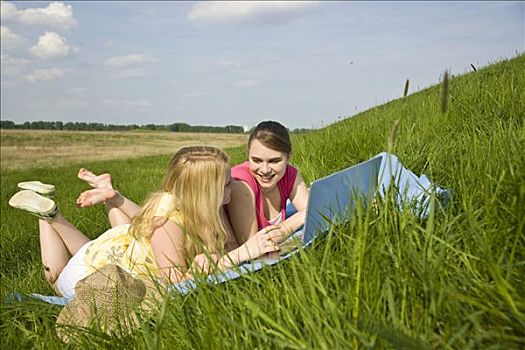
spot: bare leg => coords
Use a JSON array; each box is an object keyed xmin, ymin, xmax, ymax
[
  {"xmin": 39, "ymin": 219, "xmax": 69, "ymax": 288},
  {"xmin": 47, "ymin": 214, "xmax": 91, "ymax": 255},
  {"xmin": 38, "ymin": 215, "xmax": 90, "ymax": 295},
  {"xmin": 106, "ymin": 201, "xmax": 132, "ymax": 226}
]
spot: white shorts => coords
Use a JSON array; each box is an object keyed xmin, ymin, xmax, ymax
[{"xmin": 56, "ymin": 241, "xmax": 93, "ymax": 298}]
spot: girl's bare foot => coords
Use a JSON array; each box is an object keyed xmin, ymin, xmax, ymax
[
  {"xmin": 76, "ymin": 188, "xmax": 117, "ymax": 208},
  {"xmin": 77, "ymin": 168, "xmax": 113, "ymax": 189}
]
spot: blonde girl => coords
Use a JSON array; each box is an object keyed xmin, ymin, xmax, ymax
[{"xmin": 9, "ymin": 146, "xmax": 281, "ymax": 298}]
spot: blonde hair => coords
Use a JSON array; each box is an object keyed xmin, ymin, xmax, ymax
[{"xmin": 128, "ymin": 146, "xmax": 230, "ymax": 262}]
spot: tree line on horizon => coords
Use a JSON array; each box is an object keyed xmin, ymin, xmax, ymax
[
  {"xmin": 0, "ymin": 120, "xmax": 245, "ymax": 134},
  {"xmin": 1, "ymin": 120, "xmax": 313, "ymax": 134}
]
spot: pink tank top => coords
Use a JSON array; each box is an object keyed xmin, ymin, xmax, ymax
[{"xmin": 231, "ymin": 161, "xmax": 298, "ymax": 230}]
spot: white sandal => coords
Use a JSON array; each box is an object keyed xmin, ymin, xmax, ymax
[
  {"xmin": 9, "ymin": 190, "xmax": 58, "ymax": 218},
  {"xmin": 17, "ymin": 181, "xmax": 55, "ymax": 198}
]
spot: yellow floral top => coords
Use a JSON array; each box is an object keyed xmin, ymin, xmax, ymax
[{"xmin": 83, "ymin": 192, "xmax": 180, "ymax": 279}]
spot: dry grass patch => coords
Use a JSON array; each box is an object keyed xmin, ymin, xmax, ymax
[{"xmin": 1, "ymin": 130, "xmax": 247, "ymax": 171}]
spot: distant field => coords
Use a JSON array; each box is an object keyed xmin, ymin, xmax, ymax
[{"xmin": 0, "ymin": 129, "xmax": 247, "ymax": 171}]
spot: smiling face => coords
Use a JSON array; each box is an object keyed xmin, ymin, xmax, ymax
[{"xmin": 248, "ymin": 139, "xmax": 289, "ymax": 192}]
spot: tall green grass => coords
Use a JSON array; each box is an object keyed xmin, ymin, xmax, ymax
[{"xmin": 1, "ymin": 55, "xmax": 524, "ymax": 349}]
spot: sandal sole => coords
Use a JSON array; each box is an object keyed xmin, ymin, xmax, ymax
[
  {"xmin": 17, "ymin": 181, "xmax": 55, "ymax": 196},
  {"xmin": 9, "ymin": 190, "xmax": 57, "ymax": 217}
]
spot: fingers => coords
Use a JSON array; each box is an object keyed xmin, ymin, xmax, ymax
[
  {"xmin": 278, "ymin": 236, "xmax": 302, "ymax": 255},
  {"xmin": 192, "ymin": 255, "xmax": 210, "ymax": 274},
  {"xmin": 262, "ymin": 234, "xmax": 280, "ymax": 253},
  {"xmin": 258, "ymin": 226, "xmax": 270, "ymax": 235},
  {"xmin": 255, "ymin": 225, "xmax": 285, "ymax": 246},
  {"xmin": 265, "ymin": 224, "xmax": 280, "ymax": 232},
  {"xmin": 191, "ymin": 253, "xmax": 220, "ymax": 274},
  {"xmin": 266, "ymin": 230, "xmax": 283, "ymax": 242},
  {"xmin": 259, "ymin": 225, "xmax": 281, "ymax": 235},
  {"xmin": 263, "ymin": 244, "xmax": 280, "ymax": 253},
  {"xmin": 244, "ymin": 229, "xmax": 283, "ymax": 259}
]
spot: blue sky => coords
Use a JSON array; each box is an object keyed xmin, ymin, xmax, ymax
[{"xmin": 1, "ymin": 1, "xmax": 523, "ymax": 129}]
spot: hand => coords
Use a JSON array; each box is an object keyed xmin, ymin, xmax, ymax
[
  {"xmin": 238, "ymin": 226, "xmax": 281, "ymax": 262},
  {"xmin": 267, "ymin": 221, "xmax": 294, "ymax": 244},
  {"xmin": 191, "ymin": 253, "xmax": 221, "ymax": 275},
  {"xmin": 278, "ymin": 234, "xmax": 303, "ymax": 256}
]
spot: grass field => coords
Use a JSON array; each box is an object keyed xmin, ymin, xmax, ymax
[
  {"xmin": 0, "ymin": 130, "xmax": 247, "ymax": 171},
  {"xmin": 1, "ymin": 54, "xmax": 524, "ymax": 349}
]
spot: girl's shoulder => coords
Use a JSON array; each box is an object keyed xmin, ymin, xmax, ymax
[
  {"xmin": 231, "ymin": 162, "xmax": 258, "ymax": 192},
  {"xmin": 231, "ymin": 161, "xmax": 250, "ymax": 177}
]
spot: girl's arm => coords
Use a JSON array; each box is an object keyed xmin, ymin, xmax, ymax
[
  {"xmin": 226, "ymin": 180, "xmax": 259, "ymax": 244},
  {"xmin": 151, "ymin": 219, "xmax": 280, "ymax": 281},
  {"xmin": 270, "ymin": 172, "xmax": 310, "ymax": 242},
  {"xmin": 151, "ymin": 219, "xmax": 283, "ymax": 281},
  {"xmin": 218, "ymin": 227, "xmax": 281, "ymax": 269}
]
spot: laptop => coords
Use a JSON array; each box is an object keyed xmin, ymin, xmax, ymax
[{"xmin": 301, "ymin": 155, "xmax": 382, "ymax": 244}]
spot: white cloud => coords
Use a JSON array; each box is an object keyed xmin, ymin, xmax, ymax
[
  {"xmin": 0, "ymin": 1, "xmax": 18, "ymax": 21},
  {"xmin": 218, "ymin": 59, "xmax": 241, "ymax": 69},
  {"xmin": 1, "ymin": 1, "xmax": 77, "ymax": 29},
  {"xmin": 188, "ymin": 1, "xmax": 319, "ymax": 25},
  {"xmin": 30, "ymin": 31, "xmax": 70, "ymax": 59},
  {"xmin": 102, "ymin": 99, "xmax": 151, "ymax": 108},
  {"xmin": 0, "ymin": 52, "xmax": 31, "ymax": 77},
  {"xmin": 104, "ymin": 54, "xmax": 153, "ymax": 79},
  {"xmin": 24, "ymin": 67, "xmax": 68, "ymax": 83},
  {"xmin": 67, "ymin": 87, "xmax": 86, "ymax": 95},
  {"xmin": 105, "ymin": 54, "xmax": 151, "ymax": 67},
  {"xmin": 233, "ymin": 79, "xmax": 256, "ymax": 88},
  {"xmin": 184, "ymin": 92, "xmax": 212, "ymax": 97},
  {"xmin": 112, "ymin": 68, "xmax": 147, "ymax": 79},
  {"xmin": 0, "ymin": 25, "xmax": 26, "ymax": 48},
  {"xmin": 0, "ymin": 53, "xmax": 31, "ymax": 67},
  {"xmin": 56, "ymin": 99, "xmax": 89, "ymax": 108}
]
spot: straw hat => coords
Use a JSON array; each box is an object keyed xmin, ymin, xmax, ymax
[{"xmin": 56, "ymin": 264, "xmax": 162, "ymax": 343}]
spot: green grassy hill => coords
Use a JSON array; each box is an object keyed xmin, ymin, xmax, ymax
[{"xmin": 1, "ymin": 55, "xmax": 524, "ymax": 349}]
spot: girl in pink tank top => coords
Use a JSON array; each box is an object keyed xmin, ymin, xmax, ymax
[{"xmin": 227, "ymin": 121, "xmax": 309, "ymax": 250}]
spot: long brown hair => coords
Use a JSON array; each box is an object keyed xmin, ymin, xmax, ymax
[
  {"xmin": 128, "ymin": 146, "xmax": 230, "ymax": 261},
  {"xmin": 248, "ymin": 121, "xmax": 292, "ymax": 156}
]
